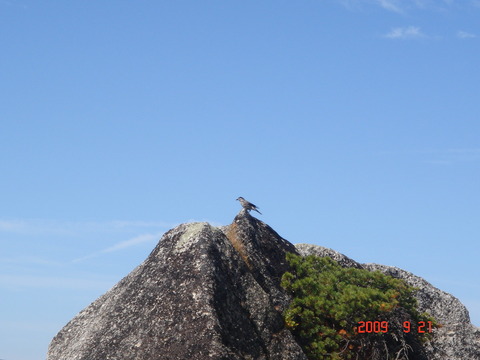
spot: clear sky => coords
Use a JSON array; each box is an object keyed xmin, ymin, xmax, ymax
[{"xmin": 1, "ymin": 1, "xmax": 479, "ymax": 359}]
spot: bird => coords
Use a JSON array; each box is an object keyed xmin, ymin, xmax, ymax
[{"xmin": 236, "ymin": 197, "xmax": 262, "ymax": 214}]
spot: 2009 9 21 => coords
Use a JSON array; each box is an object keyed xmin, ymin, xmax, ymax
[{"xmin": 357, "ymin": 321, "xmax": 433, "ymax": 333}]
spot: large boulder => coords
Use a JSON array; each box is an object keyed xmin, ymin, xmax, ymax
[
  {"xmin": 47, "ymin": 211, "xmax": 306, "ymax": 360},
  {"xmin": 364, "ymin": 264, "xmax": 480, "ymax": 360},
  {"xmin": 297, "ymin": 243, "xmax": 480, "ymax": 360}
]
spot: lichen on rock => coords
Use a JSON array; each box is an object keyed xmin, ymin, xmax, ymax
[{"xmin": 47, "ymin": 213, "xmax": 306, "ymax": 360}]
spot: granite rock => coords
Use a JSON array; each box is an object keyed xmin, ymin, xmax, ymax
[
  {"xmin": 364, "ymin": 264, "xmax": 480, "ymax": 360},
  {"xmin": 47, "ymin": 212, "xmax": 306, "ymax": 360},
  {"xmin": 297, "ymin": 244, "xmax": 480, "ymax": 360}
]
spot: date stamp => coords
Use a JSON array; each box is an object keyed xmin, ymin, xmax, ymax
[{"xmin": 356, "ymin": 321, "xmax": 433, "ymax": 334}]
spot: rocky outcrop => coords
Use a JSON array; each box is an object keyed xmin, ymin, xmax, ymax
[
  {"xmin": 48, "ymin": 211, "xmax": 306, "ymax": 360},
  {"xmin": 295, "ymin": 243, "xmax": 364, "ymax": 269},
  {"xmin": 297, "ymin": 244, "xmax": 480, "ymax": 360},
  {"xmin": 48, "ymin": 214, "xmax": 480, "ymax": 360},
  {"xmin": 364, "ymin": 264, "xmax": 480, "ymax": 360}
]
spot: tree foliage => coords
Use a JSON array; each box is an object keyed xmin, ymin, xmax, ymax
[{"xmin": 281, "ymin": 253, "xmax": 436, "ymax": 360}]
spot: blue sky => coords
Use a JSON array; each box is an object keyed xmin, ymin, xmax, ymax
[{"xmin": 1, "ymin": 1, "xmax": 479, "ymax": 359}]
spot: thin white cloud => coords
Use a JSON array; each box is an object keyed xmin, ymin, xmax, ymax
[
  {"xmin": 0, "ymin": 219, "xmax": 29, "ymax": 232},
  {"xmin": 72, "ymin": 231, "xmax": 163, "ymax": 263},
  {"xmin": 337, "ymin": 0, "xmax": 455, "ymax": 12},
  {"xmin": 102, "ymin": 233, "xmax": 159, "ymax": 253},
  {"xmin": 0, "ymin": 274, "xmax": 113, "ymax": 290},
  {"xmin": 384, "ymin": 26, "xmax": 425, "ymax": 39},
  {"xmin": 457, "ymin": 30, "xmax": 477, "ymax": 39},
  {"xmin": 0, "ymin": 0, "xmax": 27, "ymax": 9},
  {"xmin": 444, "ymin": 148, "xmax": 480, "ymax": 162},
  {"xmin": 0, "ymin": 0, "xmax": 15, "ymax": 5},
  {"xmin": 446, "ymin": 148, "xmax": 480, "ymax": 154},
  {"xmin": 0, "ymin": 219, "xmax": 171, "ymax": 235},
  {"xmin": 0, "ymin": 256, "xmax": 62, "ymax": 266},
  {"xmin": 376, "ymin": 0, "xmax": 403, "ymax": 13},
  {"xmin": 0, "ymin": 218, "xmax": 177, "ymax": 264},
  {"xmin": 0, "ymin": 219, "xmax": 81, "ymax": 235},
  {"xmin": 109, "ymin": 220, "xmax": 172, "ymax": 228},
  {"xmin": 337, "ymin": 0, "xmax": 401, "ymax": 12},
  {"xmin": 420, "ymin": 148, "xmax": 480, "ymax": 164}
]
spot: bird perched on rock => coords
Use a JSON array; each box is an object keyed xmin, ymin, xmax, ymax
[{"xmin": 236, "ymin": 197, "xmax": 262, "ymax": 214}]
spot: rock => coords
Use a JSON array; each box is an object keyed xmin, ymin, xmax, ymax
[
  {"xmin": 47, "ymin": 212, "xmax": 306, "ymax": 360},
  {"xmin": 48, "ymin": 213, "xmax": 480, "ymax": 359},
  {"xmin": 297, "ymin": 244, "xmax": 480, "ymax": 360},
  {"xmin": 295, "ymin": 243, "xmax": 364, "ymax": 269},
  {"xmin": 363, "ymin": 264, "xmax": 480, "ymax": 360}
]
